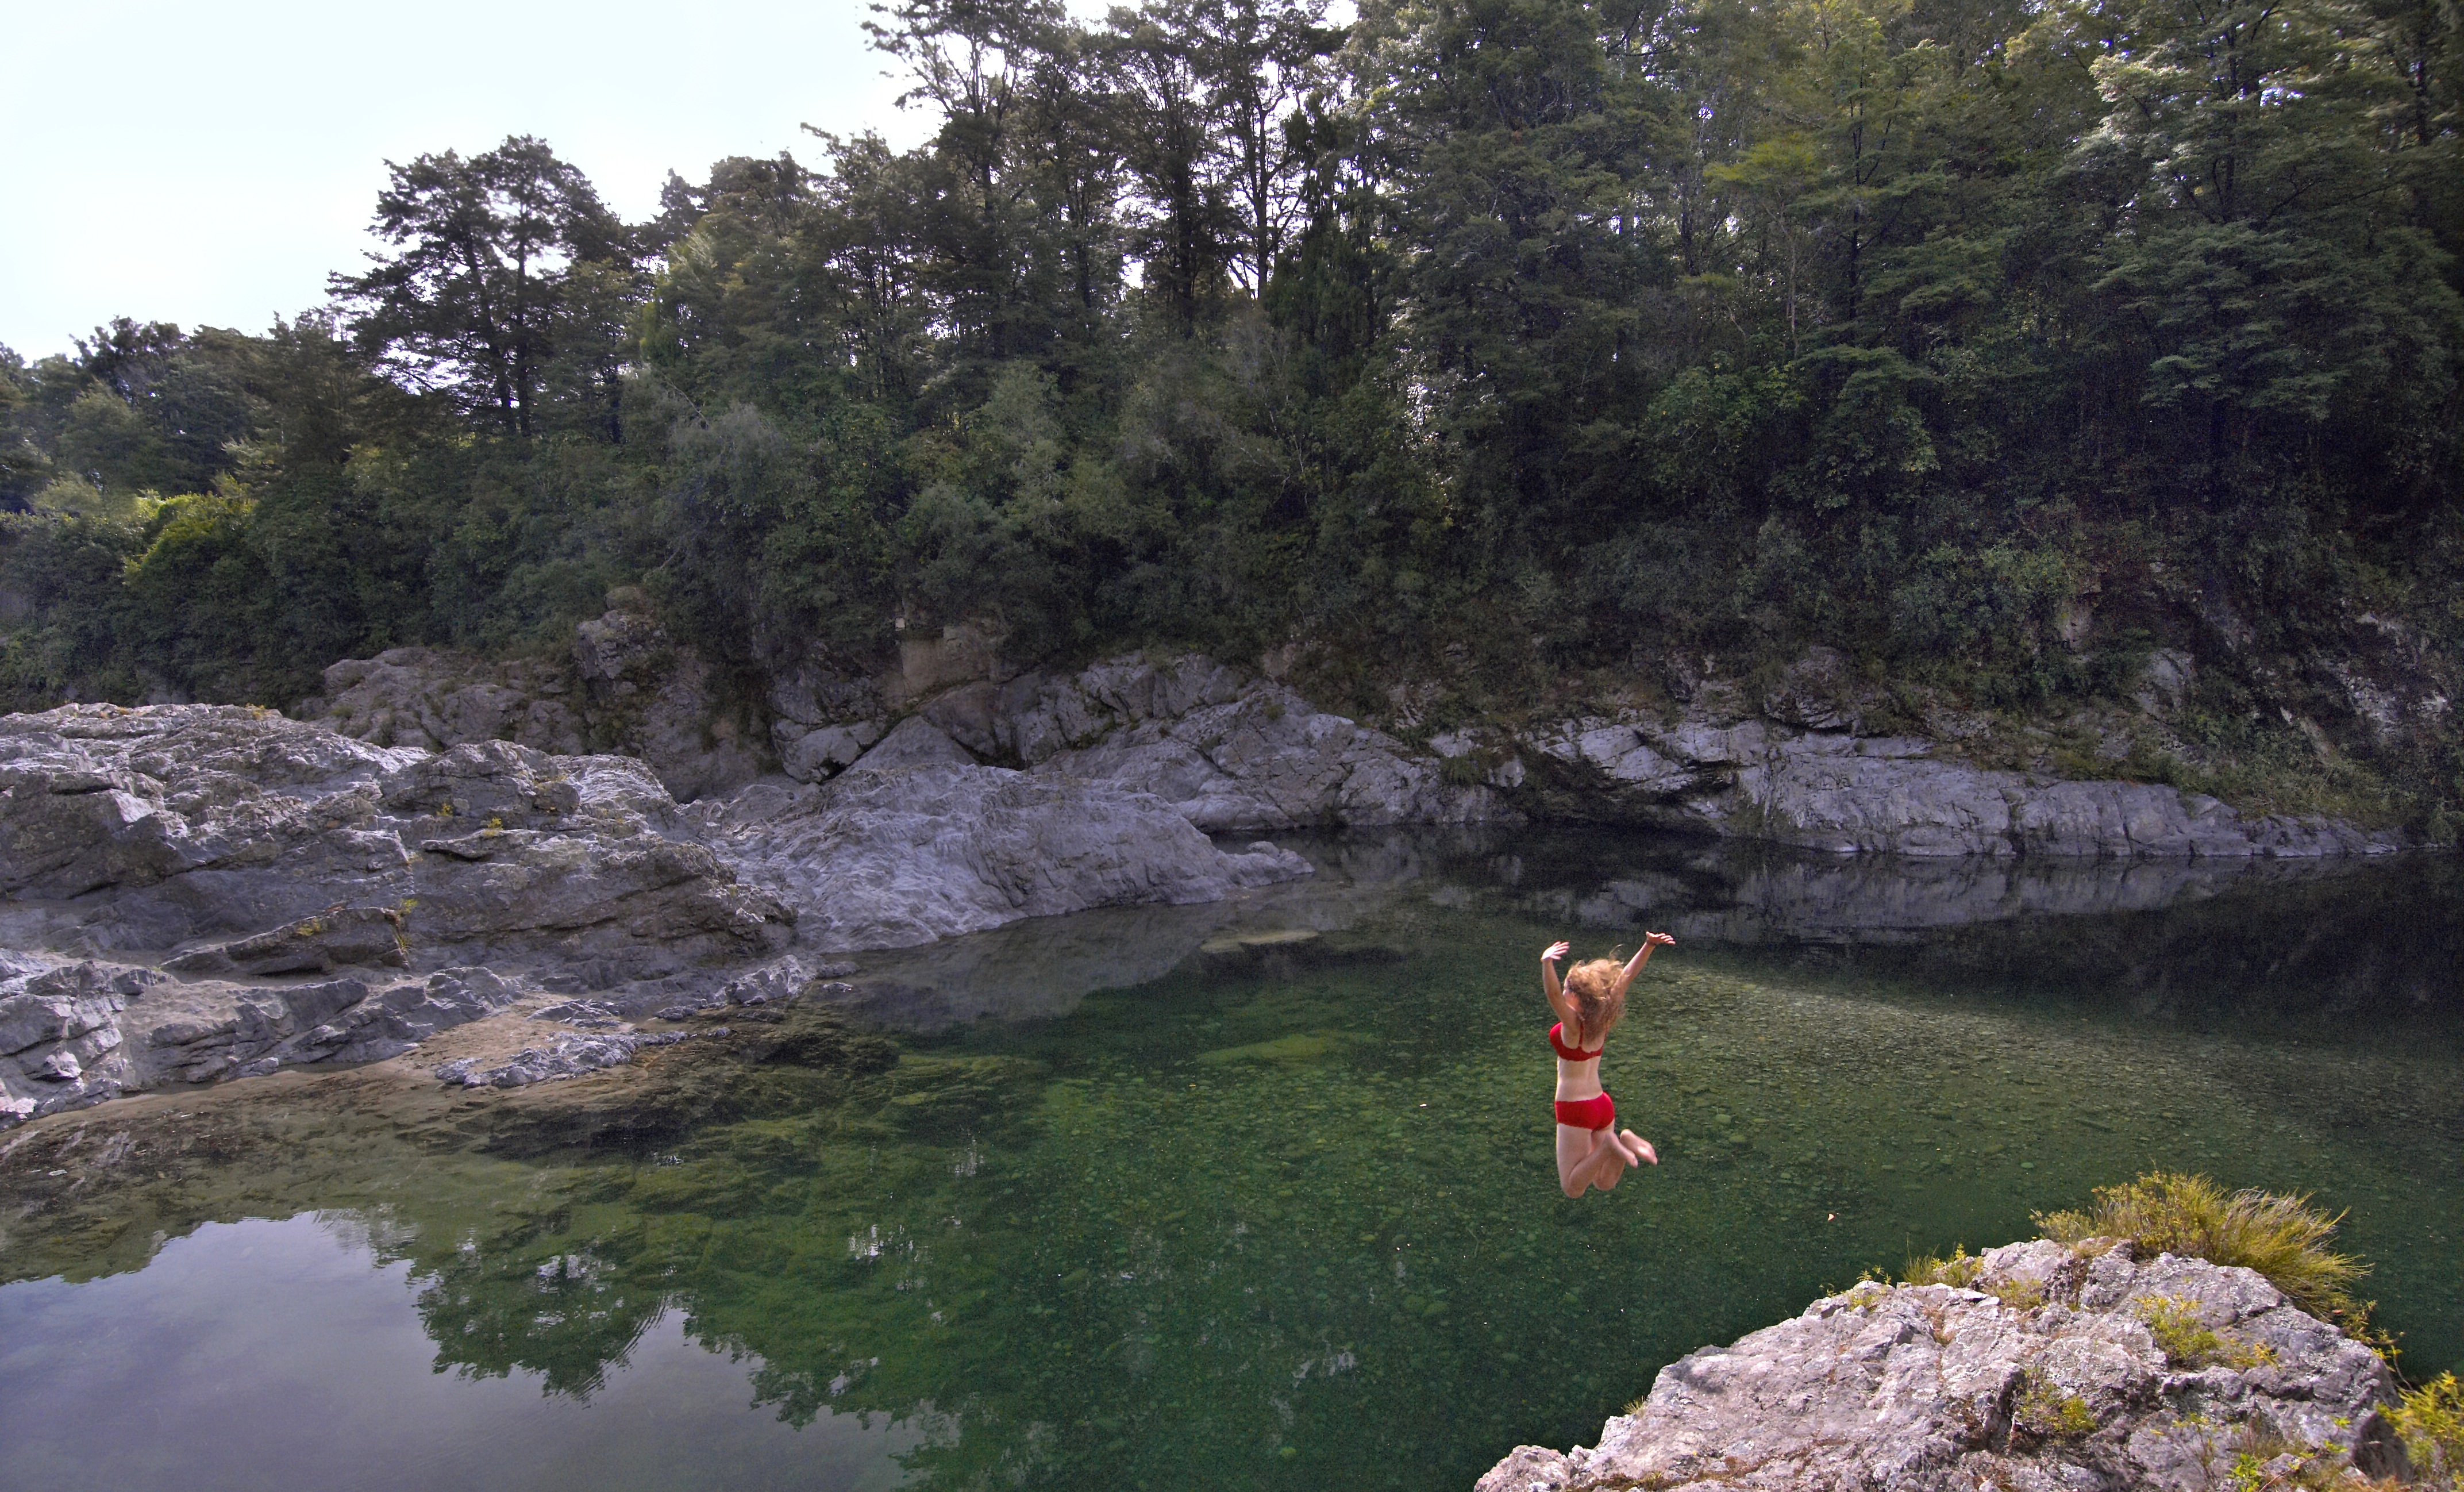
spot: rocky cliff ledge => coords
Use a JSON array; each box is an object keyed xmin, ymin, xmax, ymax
[
  {"xmin": 1479, "ymin": 1239, "xmax": 2404, "ymax": 1492},
  {"xmin": 314, "ymin": 629, "xmax": 2401, "ymax": 859}
]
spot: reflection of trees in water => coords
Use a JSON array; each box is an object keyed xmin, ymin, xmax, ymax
[
  {"xmin": 411, "ymin": 1234, "xmax": 663, "ymax": 1398},
  {"xmin": 384, "ymin": 1049, "xmax": 1072, "ymax": 1485}
]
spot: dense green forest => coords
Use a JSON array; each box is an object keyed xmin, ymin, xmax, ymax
[{"xmin": 3, "ymin": 0, "xmax": 2459, "ymax": 814}]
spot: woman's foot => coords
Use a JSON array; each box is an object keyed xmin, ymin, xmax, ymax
[
  {"xmin": 1583, "ymin": 1129, "xmax": 1629, "ymax": 1190},
  {"xmin": 1620, "ymin": 1131, "xmax": 1658, "ymax": 1166}
]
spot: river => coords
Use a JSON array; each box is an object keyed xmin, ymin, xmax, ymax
[{"xmin": 3, "ymin": 832, "xmax": 2457, "ymax": 1490}]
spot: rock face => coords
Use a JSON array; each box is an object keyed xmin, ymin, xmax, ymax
[
  {"xmin": 315, "ymin": 648, "xmax": 587, "ymax": 756},
  {"xmin": 1495, "ymin": 715, "xmax": 2400, "ymax": 858},
  {"xmin": 691, "ymin": 760, "xmax": 1314, "ymax": 952},
  {"xmin": 1478, "ymin": 1239, "xmax": 2400, "ymax": 1492},
  {"xmin": 772, "ymin": 652, "xmax": 1511, "ymax": 832},
  {"xmin": 572, "ymin": 609, "xmax": 766, "ymax": 803},
  {"xmin": 310, "ymin": 608, "xmax": 764, "ymax": 804},
  {"xmin": 322, "ymin": 633, "xmax": 2404, "ymax": 859}
]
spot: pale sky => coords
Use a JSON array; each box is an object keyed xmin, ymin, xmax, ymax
[{"xmin": 0, "ymin": 1, "xmax": 940, "ymax": 360}]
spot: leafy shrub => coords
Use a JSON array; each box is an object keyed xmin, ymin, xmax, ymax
[{"xmin": 2034, "ymin": 1172, "xmax": 2365, "ymax": 1323}]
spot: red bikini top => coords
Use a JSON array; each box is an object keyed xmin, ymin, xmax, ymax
[{"xmin": 1549, "ymin": 1021, "xmax": 1602, "ymax": 1062}]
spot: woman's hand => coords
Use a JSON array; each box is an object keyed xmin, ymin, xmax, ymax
[
  {"xmin": 1644, "ymin": 931, "xmax": 1674, "ymax": 948},
  {"xmin": 1542, "ymin": 940, "xmax": 1571, "ymax": 962}
]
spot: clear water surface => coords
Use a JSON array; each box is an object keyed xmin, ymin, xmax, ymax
[{"xmin": 2, "ymin": 832, "xmax": 2457, "ymax": 1491}]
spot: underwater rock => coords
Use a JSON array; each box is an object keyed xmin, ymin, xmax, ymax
[
  {"xmin": 1476, "ymin": 1238, "xmax": 2400, "ymax": 1492},
  {"xmin": 436, "ymin": 1028, "xmax": 688, "ymax": 1089}
]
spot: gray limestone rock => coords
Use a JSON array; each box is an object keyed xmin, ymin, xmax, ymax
[
  {"xmin": 701, "ymin": 761, "xmax": 1314, "ymax": 952},
  {"xmin": 575, "ymin": 609, "xmax": 764, "ymax": 803},
  {"xmin": 1009, "ymin": 655, "xmax": 1506, "ymax": 831},
  {"xmin": 0, "ymin": 705, "xmax": 804, "ymax": 1124},
  {"xmin": 1476, "ymin": 1240, "xmax": 2399, "ymax": 1492},
  {"xmin": 161, "ymin": 906, "xmax": 408, "ymax": 976},
  {"xmin": 778, "ymin": 721, "xmax": 884, "ymax": 782},
  {"xmin": 0, "ymin": 700, "xmax": 1338, "ymax": 1125},
  {"xmin": 317, "ymin": 612, "xmax": 765, "ymax": 805},
  {"xmin": 848, "ymin": 715, "xmax": 980, "ymax": 771},
  {"xmin": 314, "ymin": 647, "xmax": 587, "ymax": 755},
  {"xmin": 1511, "ymin": 707, "xmax": 2403, "ymax": 859}
]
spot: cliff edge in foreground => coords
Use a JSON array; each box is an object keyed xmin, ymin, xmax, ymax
[{"xmin": 1480, "ymin": 1238, "xmax": 2404, "ymax": 1492}]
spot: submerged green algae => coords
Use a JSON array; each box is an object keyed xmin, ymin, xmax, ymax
[{"xmin": 2, "ymin": 841, "xmax": 2459, "ymax": 1491}]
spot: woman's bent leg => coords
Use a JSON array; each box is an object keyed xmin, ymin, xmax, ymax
[{"xmin": 1557, "ymin": 1123, "xmax": 1628, "ymax": 1196}]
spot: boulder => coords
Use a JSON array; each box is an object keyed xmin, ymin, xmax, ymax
[
  {"xmin": 1479, "ymin": 1239, "xmax": 2400, "ymax": 1492},
  {"xmin": 848, "ymin": 715, "xmax": 980, "ymax": 771}
]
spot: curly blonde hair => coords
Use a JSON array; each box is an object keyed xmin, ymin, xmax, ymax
[{"xmin": 1561, "ymin": 955, "xmax": 1627, "ymax": 1049}]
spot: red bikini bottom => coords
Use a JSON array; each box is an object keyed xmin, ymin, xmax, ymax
[{"xmin": 1553, "ymin": 1091, "xmax": 1616, "ymax": 1131}]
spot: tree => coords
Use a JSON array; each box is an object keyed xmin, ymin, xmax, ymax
[{"xmin": 333, "ymin": 136, "xmax": 632, "ymax": 437}]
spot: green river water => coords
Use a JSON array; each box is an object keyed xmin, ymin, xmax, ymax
[{"xmin": 2, "ymin": 833, "xmax": 2458, "ymax": 1491}]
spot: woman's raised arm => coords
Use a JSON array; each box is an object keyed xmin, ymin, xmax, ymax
[
  {"xmin": 1611, "ymin": 931, "xmax": 1676, "ymax": 999},
  {"xmin": 1540, "ymin": 940, "xmax": 1574, "ymax": 1021}
]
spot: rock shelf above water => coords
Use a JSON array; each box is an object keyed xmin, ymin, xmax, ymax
[
  {"xmin": 0, "ymin": 703, "xmax": 1312, "ymax": 1126},
  {"xmin": 1477, "ymin": 1238, "xmax": 2403, "ymax": 1492}
]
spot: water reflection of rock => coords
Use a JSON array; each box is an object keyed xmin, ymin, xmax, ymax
[
  {"xmin": 822, "ymin": 830, "xmax": 2454, "ymax": 1032},
  {"xmin": 1530, "ymin": 845, "xmax": 2380, "ymax": 945},
  {"xmin": 832, "ymin": 831, "xmax": 1489, "ymax": 1032}
]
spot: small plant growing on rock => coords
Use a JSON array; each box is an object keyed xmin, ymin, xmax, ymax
[
  {"xmin": 2035, "ymin": 1172, "xmax": 2365, "ymax": 1323},
  {"xmin": 2390, "ymin": 1372, "xmax": 2464, "ymax": 1488},
  {"xmin": 1985, "ymin": 1277, "xmax": 2047, "ymax": 1312},
  {"xmin": 2135, "ymin": 1294, "xmax": 2277, "ymax": 1370},
  {"xmin": 1903, "ymin": 1247, "xmax": 1984, "ymax": 1289},
  {"xmin": 2013, "ymin": 1377, "xmax": 2097, "ymax": 1441},
  {"xmin": 1903, "ymin": 1247, "xmax": 2044, "ymax": 1309}
]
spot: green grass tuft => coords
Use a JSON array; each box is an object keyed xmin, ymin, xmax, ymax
[
  {"xmin": 1901, "ymin": 1245, "xmax": 1983, "ymax": 1289},
  {"xmin": 2033, "ymin": 1171, "xmax": 2367, "ymax": 1324},
  {"xmin": 2135, "ymin": 1294, "xmax": 2277, "ymax": 1370},
  {"xmin": 2390, "ymin": 1372, "xmax": 2464, "ymax": 1488},
  {"xmin": 2013, "ymin": 1377, "xmax": 2098, "ymax": 1440}
]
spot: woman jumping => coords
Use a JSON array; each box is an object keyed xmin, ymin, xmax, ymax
[{"xmin": 1541, "ymin": 933, "xmax": 1674, "ymax": 1197}]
